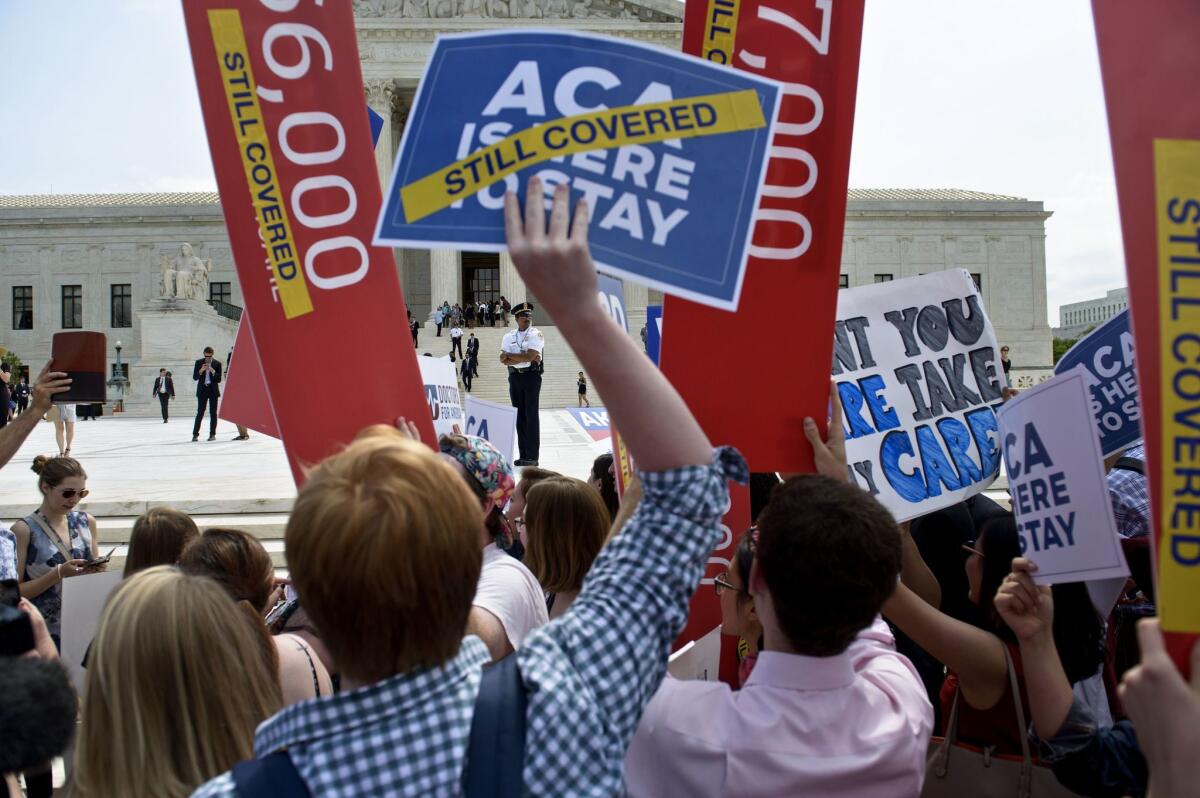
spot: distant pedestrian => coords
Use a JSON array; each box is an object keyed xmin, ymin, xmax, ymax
[
  {"xmin": 411, "ymin": 318, "xmax": 419, "ymax": 347},
  {"xmin": 500, "ymin": 295, "xmax": 511, "ymax": 325},
  {"xmin": 13, "ymin": 375, "xmax": 31, "ymax": 415},
  {"xmin": 152, "ymin": 368, "xmax": 175, "ymax": 423},
  {"xmin": 433, "ymin": 306, "xmax": 444, "ymax": 337},
  {"xmin": 0, "ymin": 362, "xmax": 10, "ymax": 429},
  {"xmin": 450, "ymin": 325, "xmax": 464, "ymax": 359},
  {"xmin": 466, "ymin": 334, "xmax": 480, "ymax": 378},
  {"xmin": 465, "ymin": 303, "xmax": 475, "ymax": 328},
  {"xmin": 462, "ymin": 352, "xmax": 474, "ymax": 392},
  {"xmin": 1000, "ymin": 345, "xmax": 1012, "ymax": 387},
  {"xmin": 577, "ymin": 371, "xmax": 590, "ymax": 407}
]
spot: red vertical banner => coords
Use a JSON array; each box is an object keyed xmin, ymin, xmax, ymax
[
  {"xmin": 219, "ymin": 315, "xmax": 280, "ymax": 438},
  {"xmin": 663, "ymin": 0, "xmax": 866, "ymax": 471},
  {"xmin": 1093, "ymin": 1, "xmax": 1200, "ymax": 668},
  {"xmin": 676, "ymin": 482, "xmax": 750, "ymax": 655},
  {"xmin": 181, "ymin": 1, "xmax": 434, "ymax": 483}
]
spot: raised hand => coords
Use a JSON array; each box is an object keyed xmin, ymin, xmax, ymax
[
  {"xmin": 994, "ymin": 558, "xmax": 1054, "ymax": 642},
  {"xmin": 1120, "ymin": 621, "xmax": 1200, "ymax": 798},
  {"xmin": 803, "ymin": 380, "xmax": 849, "ymax": 482},
  {"xmin": 503, "ymin": 179, "xmax": 597, "ymax": 325},
  {"xmin": 31, "ymin": 360, "xmax": 71, "ymax": 414}
]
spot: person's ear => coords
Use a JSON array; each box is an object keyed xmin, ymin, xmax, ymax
[{"xmin": 748, "ymin": 557, "xmax": 766, "ymax": 598}]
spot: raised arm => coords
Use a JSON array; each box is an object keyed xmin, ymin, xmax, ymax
[
  {"xmin": 504, "ymin": 180, "xmax": 709, "ymax": 472},
  {"xmin": 994, "ymin": 558, "xmax": 1073, "ymax": 737},
  {"xmin": 507, "ymin": 181, "xmax": 741, "ymax": 793},
  {"xmin": 0, "ymin": 362, "xmax": 70, "ymax": 472},
  {"xmin": 883, "ymin": 580, "xmax": 1009, "ymax": 710}
]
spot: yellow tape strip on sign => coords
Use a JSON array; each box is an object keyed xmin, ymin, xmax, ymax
[
  {"xmin": 400, "ymin": 88, "xmax": 766, "ymax": 224},
  {"xmin": 208, "ymin": 9, "xmax": 314, "ymax": 320}
]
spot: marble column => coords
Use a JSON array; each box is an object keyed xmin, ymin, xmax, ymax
[
  {"xmin": 364, "ymin": 80, "xmax": 397, "ymax": 192},
  {"xmin": 499, "ymin": 252, "xmax": 526, "ymax": 307},
  {"xmin": 429, "ymin": 249, "xmax": 461, "ymax": 317}
]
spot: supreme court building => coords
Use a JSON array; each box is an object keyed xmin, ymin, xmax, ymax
[{"xmin": 0, "ymin": 0, "xmax": 1055, "ymax": 405}]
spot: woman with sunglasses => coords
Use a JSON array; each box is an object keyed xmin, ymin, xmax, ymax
[
  {"xmin": 713, "ymin": 531, "xmax": 763, "ymax": 688},
  {"xmin": 11, "ymin": 454, "xmax": 104, "ymax": 648}
]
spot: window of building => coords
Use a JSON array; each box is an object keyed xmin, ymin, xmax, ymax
[
  {"xmin": 111, "ymin": 283, "xmax": 132, "ymax": 328},
  {"xmin": 61, "ymin": 285, "xmax": 82, "ymax": 329},
  {"xmin": 970, "ymin": 273, "xmax": 983, "ymax": 298},
  {"xmin": 209, "ymin": 282, "xmax": 232, "ymax": 305},
  {"xmin": 12, "ymin": 286, "xmax": 32, "ymax": 330},
  {"xmin": 874, "ymin": 274, "xmax": 893, "ymax": 283},
  {"xmin": 839, "ymin": 274, "xmax": 849, "ymax": 288}
]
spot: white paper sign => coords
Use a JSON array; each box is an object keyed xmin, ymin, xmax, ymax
[
  {"xmin": 60, "ymin": 570, "xmax": 123, "ymax": 692},
  {"xmin": 465, "ymin": 396, "xmax": 517, "ymax": 462},
  {"xmin": 418, "ymin": 356, "xmax": 464, "ymax": 438},
  {"xmin": 997, "ymin": 371, "xmax": 1130, "ymax": 584},
  {"xmin": 835, "ymin": 270, "xmax": 1003, "ymax": 522},
  {"xmin": 667, "ymin": 625, "xmax": 722, "ymax": 681}
]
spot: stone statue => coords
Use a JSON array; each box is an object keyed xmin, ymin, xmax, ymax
[
  {"xmin": 190, "ymin": 259, "xmax": 211, "ymax": 303},
  {"xmin": 158, "ymin": 254, "xmax": 177, "ymax": 298},
  {"xmin": 171, "ymin": 243, "xmax": 210, "ymax": 301}
]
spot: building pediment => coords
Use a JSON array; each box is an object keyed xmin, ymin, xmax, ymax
[{"xmin": 354, "ymin": 0, "xmax": 682, "ymax": 23}]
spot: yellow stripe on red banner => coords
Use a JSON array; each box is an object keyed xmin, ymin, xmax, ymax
[
  {"xmin": 399, "ymin": 89, "xmax": 766, "ymax": 224},
  {"xmin": 1152, "ymin": 137, "xmax": 1200, "ymax": 633},
  {"xmin": 703, "ymin": 0, "xmax": 742, "ymax": 65},
  {"xmin": 207, "ymin": 9, "xmax": 314, "ymax": 320}
]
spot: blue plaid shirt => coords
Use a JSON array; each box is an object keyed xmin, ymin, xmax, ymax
[
  {"xmin": 193, "ymin": 447, "xmax": 746, "ymax": 798},
  {"xmin": 0, "ymin": 523, "xmax": 15, "ymax": 581},
  {"xmin": 1108, "ymin": 443, "xmax": 1149, "ymax": 539}
]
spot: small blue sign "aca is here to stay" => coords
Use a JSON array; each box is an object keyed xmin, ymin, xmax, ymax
[{"xmin": 374, "ymin": 30, "xmax": 781, "ymax": 311}]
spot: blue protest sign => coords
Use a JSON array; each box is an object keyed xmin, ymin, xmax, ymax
[
  {"xmin": 368, "ymin": 106, "xmax": 385, "ymax": 148},
  {"xmin": 465, "ymin": 395, "xmax": 517, "ymax": 462},
  {"xmin": 565, "ymin": 406, "xmax": 610, "ymax": 441},
  {"xmin": 596, "ymin": 273, "xmax": 628, "ymax": 333},
  {"xmin": 646, "ymin": 305, "xmax": 662, "ymax": 366},
  {"xmin": 997, "ymin": 371, "xmax": 1129, "ymax": 584},
  {"xmin": 373, "ymin": 30, "xmax": 781, "ymax": 311},
  {"xmin": 1053, "ymin": 310, "xmax": 1140, "ymax": 456}
]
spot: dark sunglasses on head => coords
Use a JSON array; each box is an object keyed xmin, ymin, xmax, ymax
[{"xmin": 60, "ymin": 489, "xmax": 89, "ymax": 500}]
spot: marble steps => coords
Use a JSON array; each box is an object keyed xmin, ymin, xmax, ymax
[{"xmin": 87, "ymin": 513, "xmax": 291, "ymax": 572}]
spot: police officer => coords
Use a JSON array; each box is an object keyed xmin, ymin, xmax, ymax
[{"xmin": 500, "ymin": 302, "xmax": 544, "ymax": 465}]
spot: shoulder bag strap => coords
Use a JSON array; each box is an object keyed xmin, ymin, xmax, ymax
[
  {"xmin": 232, "ymin": 750, "xmax": 310, "ymax": 798},
  {"xmin": 464, "ymin": 654, "xmax": 527, "ymax": 798},
  {"xmin": 24, "ymin": 514, "xmax": 73, "ymax": 563},
  {"xmin": 1000, "ymin": 644, "xmax": 1036, "ymax": 798}
]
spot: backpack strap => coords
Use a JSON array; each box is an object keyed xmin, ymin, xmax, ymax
[
  {"xmin": 464, "ymin": 653, "xmax": 527, "ymax": 798},
  {"xmin": 232, "ymin": 750, "xmax": 310, "ymax": 798},
  {"xmin": 1112, "ymin": 456, "xmax": 1145, "ymax": 475}
]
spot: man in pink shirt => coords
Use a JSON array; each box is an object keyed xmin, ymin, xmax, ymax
[{"xmin": 625, "ymin": 407, "xmax": 934, "ymax": 797}]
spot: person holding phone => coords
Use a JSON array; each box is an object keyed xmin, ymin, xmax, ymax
[
  {"xmin": 192, "ymin": 346, "xmax": 222, "ymax": 442},
  {"xmin": 10, "ymin": 455, "xmax": 103, "ymax": 649}
]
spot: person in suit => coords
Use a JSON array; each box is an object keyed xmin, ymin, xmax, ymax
[
  {"xmin": 192, "ymin": 347, "xmax": 222, "ymax": 442},
  {"xmin": 152, "ymin": 368, "xmax": 175, "ymax": 423},
  {"xmin": 466, "ymin": 333, "xmax": 481, "ymax": 378}
]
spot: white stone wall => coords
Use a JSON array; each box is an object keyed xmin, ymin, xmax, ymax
[
  {"xmin": 840, "ymin": 198, "xmax": 1054, "ymax": 370},
  {"xmin": 1058, "ymin": 286, "xmax": 1128, "ymax": 331},
  {"xmin": 0, "ymin": 202, "xmax": 239, "ymax": 381}
]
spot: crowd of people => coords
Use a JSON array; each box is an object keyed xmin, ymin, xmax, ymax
[{"xmin": 1, "ymin": 183, "xmax": 1196, "ymax": 798}]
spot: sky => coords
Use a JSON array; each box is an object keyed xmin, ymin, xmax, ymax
[{"xmin": 0, "ymin": 0, "xmax": 1124, "ymax": 327}]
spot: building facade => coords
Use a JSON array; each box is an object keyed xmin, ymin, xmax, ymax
[
  {"xmin": 1056, "ymin": 287, "xmax": 1128, "ymax": 339},
  {"xmin": 0, "ymin": 1, "xmax": 1056, "ymax": 403}
]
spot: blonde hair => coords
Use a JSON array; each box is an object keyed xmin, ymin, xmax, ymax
[
  {"xmin": 523, "ymin": 477, "xmax": 610, "ymax": 593},
  {"xmin": 287, "ymin": 431, "xmax": 483, "ymax": 683},
  {"xmin": 74, "ymin": 567, "xmax": 281, "ymax": 798}
]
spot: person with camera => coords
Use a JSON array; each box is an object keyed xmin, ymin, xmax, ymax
[
  {"xmin": 500, "ymin": 302, "xmax": 545, "ymax": 466},
  {"xmin": 1, "ymin": 596, "xmax": 74, "ymax": 798}
]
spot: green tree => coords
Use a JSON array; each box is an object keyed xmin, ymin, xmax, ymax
[
  {"xmin": 1052, "ymin": 337, "xmax": 1079, "ymax": 364},
  {"xmin": 0, "ymin": 349, "xmax": 25, "ymax": 381}
]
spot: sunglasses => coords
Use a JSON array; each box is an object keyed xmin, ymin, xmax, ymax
[
  {"xmin": 713, "ymin": 573, "xmax": 746, "ymax": 597},
  {"xmin": 59, "ymin": 488, "xmax": 89, "ymax": 500}
]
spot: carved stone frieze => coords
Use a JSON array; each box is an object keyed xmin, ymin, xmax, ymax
[{"xmin": 354, "ymin": 0, "xmax": 678, "ymax": 21}]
